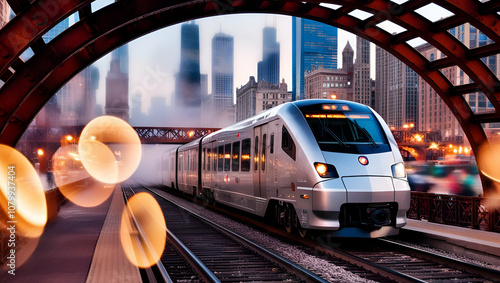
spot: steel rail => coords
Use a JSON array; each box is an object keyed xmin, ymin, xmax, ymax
[
  {"xmin": 379, "ymin": 238, "xmax": 500, "ymax": 281},
  {"xmin": 149, "ymin": 185, "xmax": 436, "ymax": 282},
  {"xmin": 141, "ymin": 184, "xmax": 329, "ymax": 283},
  {"xmin": 164, "ymin": 228, "xmax": 220, "ymax": 282},
  {"xmin": 121, "ymin": 185, "xmax": 172, "ymax": 283}
]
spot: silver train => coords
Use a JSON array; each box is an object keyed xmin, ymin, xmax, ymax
[{"xmin": 162, "ymin": 99, "xmax": 410, "ymax": 238}]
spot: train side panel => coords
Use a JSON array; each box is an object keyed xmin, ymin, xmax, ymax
[
  {"xmin": 164, "ymin": 99, "xmax": 410, "ymax": 238},
  {"xmin": 201, "ymin": 129, "xmax": 257, "ymax": 213}
]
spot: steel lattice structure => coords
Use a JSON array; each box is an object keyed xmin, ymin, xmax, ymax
[
  {"xmin": 134, "ymin": 127, "xmax": 220, "ymax": 144},
  {"xmin": 0, "ymin": 0, "xmax": 499, "ymax": 194},
  {"xmin": 17, "ymin": 126, "xmax": 219, "ymax": 144}
]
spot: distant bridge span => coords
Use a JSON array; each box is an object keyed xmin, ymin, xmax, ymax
[
  {"xmin": 18, "ymin": 126, "xmax": 220, "ymax": 145},
  {"xmin": 0, "ymin": 0, "xmax": 499, "ymax": 195},
  {"xmin": 16, "ymin": 126, "xmax": 220, "ymax": 172}
]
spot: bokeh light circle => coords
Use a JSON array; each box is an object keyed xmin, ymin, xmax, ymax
[
  {"xmin": 120, "ymin": 192, "xmax": 166, "ymax": 268},
  {"xmin": 78, "ymin": 116, "xmax": 142, "ymax": 184},
  {"xmin": 478, "ymin": 143, "xmax": 500, "ymax": 184},
  {"xmin": 0, "ymin": 144, "xmax": 47, "ymax": 237}
]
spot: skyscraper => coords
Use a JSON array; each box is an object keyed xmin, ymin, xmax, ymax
[
  {"xmin": 35, "ymin": 18, "xmax": 72, "ymax": 126},
  {"xmin": 375, "ymin": 46, "xmax": 418, "ymax": 129},
  {"xmin": 342, "ymin": 41, "xmax": 354, "ymax": 74},
  {"xmin": 292, "ymin": 18, "xmax": 338, "ymax": 101},
  {"xmin": 258, "ymin": 27, "xmax": 280, "ymax": 85},
  {"xmin": 105, "ymin": 45, "xmax": 129, "ymax": 121},
  {"xmin": 212, "ymin": 33, "xmax": 234, "ymax": 99},
  {"xmin": 417, "ymin": 23, "xmax": 500, "ymax": 143},
  {"xmin": 175, "ymin": 22, "xmax": 201, "ymax": 110},
  {"xmin": 211, "ymin": 32, "xmax": 235, "ymax": 127},
  {"xmin": 62, "ymin": 66, "xmax": 100, "ymax": 126},
  {"xmin": 352, "ymin": 36, "xmax": 372, "ymax": 107}
]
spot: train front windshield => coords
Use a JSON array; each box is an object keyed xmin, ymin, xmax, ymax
[{"xmin": 303, "ymin": 111, "xmax": 391, "ymax": 154}]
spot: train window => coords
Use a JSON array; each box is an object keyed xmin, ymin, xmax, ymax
[
  {"xmin": 203, "ymin": 148, "xmax": 206, "ymax": 171},
  {"xmin": 270, "ymin": 134, "xmax": 274, "ymax": 154},
  {"xmin": 207, "ymin": 148, "xmax": 211, "ymax": 171},
  {"xmin": 224, "ymin": 144, "xmax": 231, "ymax": 171},
  {"xmin": 282, "ymin": 126, "xmax": 296, "ymax": 161},
  {"xmin": 213, "ymin": 147, "xmax": 217, "ymax": 171},
  {"xmin": 193, "ymin": 153, "xmax": 197, "ymax": 171},
  {"xmin": 262, "ymin": 134, "xmax": 266, "ymax": 171},
  {"xmin": 254, "ymin": 136, "xmax": 259, "ymax": 171},
  {"xmin": 303, "ymin": 112, "xmax": 391, "ymax": 154},
  {"xmin": 232, "ymin": 141, "xmax": 240, "ymax": 171},
  {"xmin": 241, "ymin": 139, "xmax": 251, "ymax": 172},
  {"xmin": 218, "ymin": 146, "xmax": 224, "ymax": 171}
]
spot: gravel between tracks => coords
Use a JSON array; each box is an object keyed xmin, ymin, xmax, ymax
[{"xmin": 150, "ymin": 187, "xmax": 376, "ymax": 283}]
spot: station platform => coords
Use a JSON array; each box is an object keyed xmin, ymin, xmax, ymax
[
  {"xmin": 3, "ymin": 186, "xmax": 500, "ymax": 282},
  {"xmin": 401, "ymin": 219, "xmax": 500, "ymax": 266},
  {"xmin": 2, "ymin": 185, "xmax": 141, "ymax": 283}
]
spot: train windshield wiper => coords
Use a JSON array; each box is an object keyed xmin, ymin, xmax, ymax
[
  {"xmin": 324, "ymin": 127, "xmax": 346, "ymax": 147},
  {"xmin": 353, "ymin": 120, "xmax": 379, "ymax": 148}
]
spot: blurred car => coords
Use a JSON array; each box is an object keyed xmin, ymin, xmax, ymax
[{"xmin": 407, "ymin": 174, "xmax": 434, "ymax": 192}]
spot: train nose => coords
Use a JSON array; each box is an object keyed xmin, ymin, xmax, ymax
[{"xmin": 341, "ymin": 176, "xmax": 395, "ymax": 203}]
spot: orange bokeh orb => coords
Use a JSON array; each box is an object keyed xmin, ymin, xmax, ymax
[
  {"xmin": 120, "ymin": 192, "xmax": 166, "ymax": 268},
  {"xmin": 78, "ymin": 116, "xmax": 142, "ymax": 184},
  {"xmin": 0, "ymin": 145, "xmax": 47, "ymax": 238}
]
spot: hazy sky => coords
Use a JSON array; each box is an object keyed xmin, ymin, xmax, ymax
[
  {"xmin": 89, "ymin": 2, "xmax": 450, "ymax": 113},
  {"xmin": 93, "ymin": 14, "xmax": 357, "ymax": 111}
]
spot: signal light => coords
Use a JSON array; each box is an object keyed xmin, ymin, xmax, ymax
[
  {"xmin": 322, "ymin": 104, "xmax": 338, "ymax": 110},
  {"xmin": 358, "ymin": 156, "xmax": 369, "ymax": 165}
]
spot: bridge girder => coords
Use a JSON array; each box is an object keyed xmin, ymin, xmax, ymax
[{"xmin": 0, "ymin": 0, "xmax": 499, "ymax": 194}]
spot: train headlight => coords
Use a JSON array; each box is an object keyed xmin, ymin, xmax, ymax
[
  {"xmin": 314, "ymin": 162, "xmax": 339, "ymax": 178},
  {"xmin": 391, "ymin": 162, "xmax": 406, "ymax": 179}
]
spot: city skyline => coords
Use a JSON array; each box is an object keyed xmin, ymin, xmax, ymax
[
  {"xmin": 46, "ymin": 6, "xmax": 449, "ymax": 116},
  {"xmin": 93, "ymin": 14, "xmax": 352, "ymax": 113}
]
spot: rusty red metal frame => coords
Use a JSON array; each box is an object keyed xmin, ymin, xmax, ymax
[{"xmin": 0, "ymin": 0, "xmax": 498, "ymax": 194}]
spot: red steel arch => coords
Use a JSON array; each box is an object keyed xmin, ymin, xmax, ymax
[{"xmin": 0, "ymin": 0, "xmax": 499, "ymax": 194}]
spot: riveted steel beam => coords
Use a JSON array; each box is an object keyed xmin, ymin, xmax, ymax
[
  {"xmin": 0, "ymin": 0, "xmax": 499, "ymax": 195},
  {"xmin": 0, "ymin": 0, "xmax": 94, "ymax": 79}
]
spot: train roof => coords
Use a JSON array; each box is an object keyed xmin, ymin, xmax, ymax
[
  {"xmin": 178, "ymin": 99, "xmax": 373, "ymax": 149},
  {"xmin": 291, "ymin": 99, "xmax": 372, "ymax": 113},
  {"xmin": 204, "ymin": 99, "xmax": 371, "ymax": 138}
]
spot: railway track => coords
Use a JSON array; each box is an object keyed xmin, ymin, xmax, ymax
[
  {"xmin": 139, "ymin": 184, "xmax": 500, "ymax": 283},
  {"xmin": 308, "ymin": 237, "xmax": 500, "ymax": 283},
  {"xmin": 342, "ymin": 238, "xmax": 500, "ymax": 282},
  {"xmin": 122, "ymin": 184, "xmax": 329, "ymax": 282}
]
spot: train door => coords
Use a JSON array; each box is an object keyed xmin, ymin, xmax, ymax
[
  {"xmin": 268, "ymin": 123, "xmax": 278, "ymax": 191},
  {"xmin": 208, "ymin": 141, "xmax": 215, "ymax": 189},
  {"xmin": 253, "ymin": 124, "xmax": 268, "ymax": 198}
]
